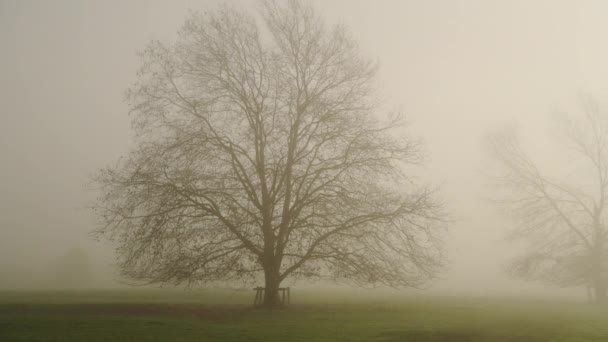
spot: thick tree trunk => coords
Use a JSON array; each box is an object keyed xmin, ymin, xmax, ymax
[{"xmin": 262, "ymin": 266, "xmax": 281, "ymax": 308}]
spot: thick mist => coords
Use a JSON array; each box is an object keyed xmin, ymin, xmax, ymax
[{"xmin": 2, "ymin": 0, "xmax": 608, "ymax": 299}]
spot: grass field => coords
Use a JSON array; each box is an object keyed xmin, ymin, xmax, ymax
[{"xmin": 1, "ymin": 289, "xmax": 607, "ymax": 341}]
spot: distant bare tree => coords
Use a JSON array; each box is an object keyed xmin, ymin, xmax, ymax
[
  {"xmin": 94, "ymin": 0, "xmax": 445, "ymax": 308},
  {"xmin": 53, "ymin": 247, "xmax": 94, "ymax": 288},
  {"xmin": 488, "ymin": 95, "xmax": 608, "ymax": 303}
]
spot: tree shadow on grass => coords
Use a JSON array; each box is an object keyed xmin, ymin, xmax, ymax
[{"xmin": 376, "ymin": 329, "xmax": 543, "ymax": 342}]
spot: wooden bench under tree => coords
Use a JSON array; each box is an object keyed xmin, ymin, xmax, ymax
[{"xmin": 253, "ymin": 287, "xmax": 290, "ymax": 307}]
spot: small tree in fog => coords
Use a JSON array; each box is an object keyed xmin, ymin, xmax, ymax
[
  {"xmin": 94, "ymin": 0, "xmax": 445, "ymax": 308},
  {"xmin": 488, "ymin": 96, "xmax": 608, "ymax": 303},
  {"xmin": 53, "ymin": 247, "xmax": 94, "ymax": 288}
]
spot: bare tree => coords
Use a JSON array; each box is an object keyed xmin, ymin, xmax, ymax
[
  {"xmin": 94, "ymin": 0, "xmax": 445, "ymax": 308},
  {"xmin": 488, "ymin": 95, "xmax": 608, "ymax": 303},
  {"xmin": 53, "ymin": 247, "xmax": 94, "ymax": 288}
]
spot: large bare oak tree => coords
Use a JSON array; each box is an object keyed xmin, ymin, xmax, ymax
[
  {"xmin": 488, "ymin": 96, "xmax": 608, "ymax": 303},
  {"xmin": 94, "ymin": 0, "xmax": 445, "ymax": 307}
]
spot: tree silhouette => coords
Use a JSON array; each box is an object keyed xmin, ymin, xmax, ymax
[
  {"xmin": 488, "ymin": 95, "xmax": 608, "ymax": 303},
  {"xmin": 94, "ymin": 0, "xmax": 445, "ymax": 308}
]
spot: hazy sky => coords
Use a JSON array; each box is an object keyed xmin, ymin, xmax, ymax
[{"xmin": 2, "ymin": 0, "xmax": 608, "ymax": 293}]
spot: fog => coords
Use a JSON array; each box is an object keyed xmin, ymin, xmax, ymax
[{"xmin": 2, "ymin": 0, "xmax": 608, "ymax": 298}]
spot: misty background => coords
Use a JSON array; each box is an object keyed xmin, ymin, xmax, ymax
[{"xmin": 2, "ymin": 0, "xmax": 608, "ymax": 296}]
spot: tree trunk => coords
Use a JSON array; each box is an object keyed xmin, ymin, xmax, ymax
[
  {"xmin": 586, "ymin": 284, "xmax": 594, "ymax": 304},
  {"xmin": 262, "ymin": 265, "xmax": 281, "ymax": 308},
  {"xmin": 591, "ymin": 254, "xmax": 606, "ymax": 304},
  {"xmin": 593, "ymin": 278, "xmax": 606, "ymax": 304},
  {"xmin": 589, "ymin": 239, "xmax": 606, "ymax": 304}
]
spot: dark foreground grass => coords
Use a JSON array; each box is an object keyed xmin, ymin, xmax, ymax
[{"xmin": 1, "ymin": 289, "xmax": 607, "ymax": 341}]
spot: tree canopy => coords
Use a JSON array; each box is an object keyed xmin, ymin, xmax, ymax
[
  {"xmin": 94, "ymin": 0, "xmax": 446, "ymax": 307},
  {"xmin": 488, "ymin": 95, "xmax": 608, "ymax": 303}
]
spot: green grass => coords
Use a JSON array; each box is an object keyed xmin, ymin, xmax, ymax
[{"xmin": 1, "ymin": 289, "xmax": 607, "ymax": 341}]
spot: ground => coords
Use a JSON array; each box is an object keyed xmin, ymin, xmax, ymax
[{"xmin": 0, "ymin": 289, "xmax": 607, "ymax": 341}]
